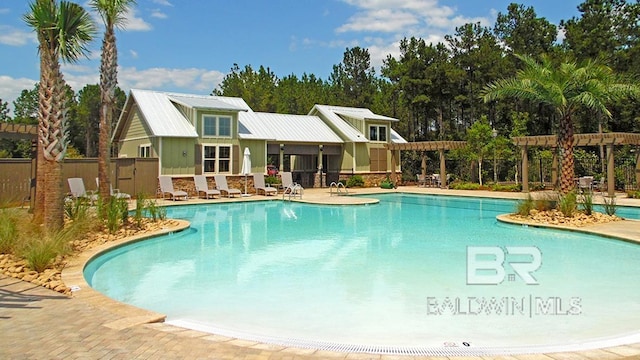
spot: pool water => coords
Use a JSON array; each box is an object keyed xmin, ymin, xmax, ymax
[{"xmin": 85, "ymin": 194, "xmax": 640, "ymax": 352}]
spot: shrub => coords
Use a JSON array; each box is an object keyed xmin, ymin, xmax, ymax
[
  {"xmin": 516, "ymin": 195, "xmax": 534, "ymax": 216},
  {"xmin": 146, "ymin": 199, "xmax": 166, "ymax": 221},
  {"xmin": 134, "ymin": 193, "xmax": 146, "ymax": 228},
  {"xmin": 0, "ymin": 208, "xmax": 20, "ymax": 253},
  {"xmin": 627, "ymin": 190, "xmax": 640, "ymax": 199},
  {"xmin": 265, "ymin": 176, "xmax": 280, "ymax": 186},
  {"xmin": 105, "ymin": 196, "xmax": 129, "ymax": 234},
  {"xmin": 346, "ymin": 175, "xmax": 364, "ymax": 188},
  {"xmin": 492, "ymin": 183, "xmax": 522, "ymax": 192},
  {"xmin": 558, "ymin": 191, "xmax": 577, "ymax": 217},
  {"xmin": 602, "ymin": 195, "xmax": 618, "ymax": 216},
  {"xmin": 449, "ymin": 182, "xmax": 481, "ymax": 190},
  {"xmin": 579, "ymin": 191, "xmax": 593, "ymax": 216},
  {"xmin": 534, "ymin": 195, "xmax": 556, "ymax": 212},
  {"xmin": 64, "ymin": 197, "xmax": 91, "ymax": 221}
]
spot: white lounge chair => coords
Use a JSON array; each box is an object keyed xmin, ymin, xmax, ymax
[
  {"xmin": 158, "ymin": 176, "xmax": 188, "ymax": 201},
  {"xmin": 253, "ymin": 173, "xmax": 277, "ymax": 196},
  {"xmin": 280, "ymin": 172, "xmax": 303, "ymax": 198},
  {"xmin": 194, "ymin": 175, "xmax": 221, "ymax": 199},
  {"xmin": 214, "ymin": 175, "xmax": 242, "ymax": 198},
  {"xmin": 67, "ymin": 178, "xmax": 98, "ymax": 203},
  {"xmin": 95, "ymin": 178, "xmax": 131, "ymax": 200}
]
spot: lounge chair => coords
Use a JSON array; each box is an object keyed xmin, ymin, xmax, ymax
[
  {"xmin": 95, "ymin": 178, "xmax": 131, "ymax": 200},
  {"xmin": 67, "ymin": 178, "xmax": 98, "ymax": 203},
  {"xmin": 253, "ymin": 173, "xmax": 277, "ymax": 196},
  {"xmin": 280, "ymin": 172, "xmax": 303, "ymax": 197},
  {"xmin": 158, "ymin": 176, "xmax": 189, "ymax": 200},
  {"xmin": 194, "ymin": 175, "xmax": 220, "ymax": 199},
  {"xmin": 214, "ymin": 175, "xmax": 241, "ymax": 198}
]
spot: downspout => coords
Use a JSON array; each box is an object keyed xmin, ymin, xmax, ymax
[
  {"xmin": 158, "ymin": 137, "xmax": 163, "ymax": 176},
  {"xmin": 352, "ymin": 142, "xmax": 357, "ymax": 174}
]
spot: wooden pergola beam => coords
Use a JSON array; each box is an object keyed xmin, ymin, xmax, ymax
[{"xmin": 0, "ymin": 123, "xmax": 38, "ymax": 140}]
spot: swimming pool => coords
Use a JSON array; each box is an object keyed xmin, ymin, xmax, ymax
[{"xmin": 85, "ymin": 194, "xmax": 640, "ymax": 355}]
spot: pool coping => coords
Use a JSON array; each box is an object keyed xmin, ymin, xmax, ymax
[{"xmin": 60, "ymin": 188, "xmax": 640, "ymax": 358}]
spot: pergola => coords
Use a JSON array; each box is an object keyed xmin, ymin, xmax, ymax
[
  {"xmin": 0, "ymin": 123, "xmax": 37, "ymax": 140},
  {"xmin": 513, "ymin": 132, "xmax": 640, "ymax": 196},
  {"xmin": 385, "ymin": 141, "xmax": 467, "ymax": 188}
]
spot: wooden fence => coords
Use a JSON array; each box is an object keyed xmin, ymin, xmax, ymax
[{"xmin": 0, "ymin": 157, "xmax": 159, "ymax": 205}]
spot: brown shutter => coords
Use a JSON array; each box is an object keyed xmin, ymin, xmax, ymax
[
  {"xmin": 194, "ymin": 144, "xmax": 202, "ymax": 175},
  {"xmin": 232, "ymin": 145, "xmax": 240, "ymax": 174}
]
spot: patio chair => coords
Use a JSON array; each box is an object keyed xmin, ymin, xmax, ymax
[
  {"xmin": 95, "ymin": 178, "xmax": 131, "ymax": 200},
  {"xmin": 280, "ymin": 172, "xmax": 303, "ymax": 198},
  {"xmin": 158, "ymin": 176, "xmax": 189, "ymax": 201},
  {"xmin": 214, "ymin": 175, "xmax": 242, "ymax": 198},
  {"xmin": 253, "ymin": 173, "xmax": 277, "ymax": 196},
  {"xmin": 67, "ymin": 178, "xmax": 98, "ymax": 203},
  {"xmin": 578, "ymin": 176, "xmax": 594, "ymax": 193},
  {"xmin": 194, "ymin": 175, "xmax": 220, "ymax": 199},
  {"xmin": 416, "ymin": 174, "xmax": 427, "ymax": 187}
]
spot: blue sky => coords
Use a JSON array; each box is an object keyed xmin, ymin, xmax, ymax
[{"xmin": 0, "ymin": 0, "xmax": 582, "ymax": 115}]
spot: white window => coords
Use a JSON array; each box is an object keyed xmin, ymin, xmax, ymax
[
  {"xmin": 203, "ymin": 115, "xmax": 232, "ymax": 137},
  {"xmin": 369, "ymin": 125, "xmax": 387, "ymax": 142},
  {"xmin": 203, "ymin": 145, "xmax": 231, "ymax": 173},
  {"xmin": 139, "ymin": 144, "xmax": 151, "ymax": 158}
]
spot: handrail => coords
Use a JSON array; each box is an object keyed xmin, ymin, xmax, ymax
[
  {"xmin": 282, "ymin": 183, "xmax": 303, "ymax": 201},
  {"xmin": 329, "ymin": 182, "xmax": 348, "ymax": 196}
]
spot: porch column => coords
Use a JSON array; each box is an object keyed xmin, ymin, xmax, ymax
[
  {"xmin": 551, "ymin": 147, "xmax": 558, "ymax": 189},
  {"xmin": 439, "ymin": 149, "xmax": 446, "ymax": 188},
  {"xmin": 421, "ymin": 153, "xmax": 427, "ymax": 186},
  {"xmin": 390, "ymin": 148, "xmax": 398, "ymax": 185},
  {"xmin": 636, "ymin": 148, "xmax": 640, "ymax": 191},
  {"xmin": 607, "ymin": 143, "xmax": 615, "ymax": 196},
  {"xmin": 522, "ymin": 145, "xmax": 529, "ymax": 193},
  {"xmin": 279, "ymin": 144, "xmax": 284, "ymax": 172}
]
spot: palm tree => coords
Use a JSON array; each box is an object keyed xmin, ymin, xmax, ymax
[
  {"xmin": 482, "ymin": 54, "xmax": 639, "ymax": 194},
  {"xmin": 91, "ymin": 0, "xmax": 135, "ymax": 200},
  {"xmin": 24, "ymin": 0, "xmax": 95, "ymax": 230}
]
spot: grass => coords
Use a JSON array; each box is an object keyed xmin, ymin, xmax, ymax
[
  {"xmin": 602, "ymin": 195, "xmax": 618, "ymax": 216},
  {"xmin": 579, "ymin": 191, "xmax": 594, "ymax": 216},
  {"xmin": 558, "ymin": 191, "xmax": 577, "ymax": 217},
  {"xmin": 516, "ymin": 195, "xmax": 534, "ymax": 216},
  {"xmin": 3, "ymin": 193, "xmax": 168, "ymax": 273}
]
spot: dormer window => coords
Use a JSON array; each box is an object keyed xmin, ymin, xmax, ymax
[
  {"xmin": 369, "ymin": 125, "xmax": 387, "ymax": 142},
  {"xmin": 203, "ymin": 115, "xmax": 232, "ymax": 137}
]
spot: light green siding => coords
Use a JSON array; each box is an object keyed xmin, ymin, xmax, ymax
[
  {"xmin": 240, "ymin": 141, "xmax": 267, "ymax": 174},
  {"xmin": 161, "ymin": 138, "xmax": 196, "ymax": 175}
]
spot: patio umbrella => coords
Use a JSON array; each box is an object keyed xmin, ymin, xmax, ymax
[{"xmin": 241, "ymin": 147, "xmax": 251, "ymax": 196}]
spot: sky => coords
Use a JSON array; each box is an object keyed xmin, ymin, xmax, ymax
[{"xmin": 0, "ymin": 0, "xmax": 583, "ymax": 115}]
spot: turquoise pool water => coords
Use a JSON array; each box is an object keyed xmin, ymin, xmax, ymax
[{"xmin": 85, "ymin": 194, "xmax": 640, "ymax": 352}]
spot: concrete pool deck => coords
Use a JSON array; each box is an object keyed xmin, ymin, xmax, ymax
[{"xmin": 2, "ymin": 186, "xmax": 640, "ymax": 359}]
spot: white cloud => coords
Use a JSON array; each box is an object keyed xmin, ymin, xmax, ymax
[
  {"xmin": 151, "ymin": 10, "xmax": 168, "ymax": 19},
  {"xmin": 0, "ymin": 8, "xmax": 10, "ymax": 14},
  {"xmin": 123, "ymin": 8, "xmax": 152, "ymax": 31},
  {"xmin": 152, "ymin": 0, "xmax": 173, "ymax": 6},
  {"xmin": 118, "ymin": 67, "xmax": 225, "ymax": 93},
  {"xmin": 0, "ymin": 26, "xmax": 35, "ymax": 46},
  {"xmin": 0, "ymin": 75, "xmax": 38, "ymax": 116},
  {"xmin": 129, "ymin": 50, "xmax": 138, "ymax": 59}
]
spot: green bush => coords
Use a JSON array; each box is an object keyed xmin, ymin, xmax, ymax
[
  {"xmin": 579, "ymin": 191, "xmax": 593, "ymax": 216},
  {"xmin": 558, "ymin": 191, "xmax": 577, "ymax": 217},
  {"xmin": 265, "ymin": 176, "xmax": 280, "ymax": 185},
  {"xmin": 516, "ymin": 195, "xmax": 534, "ymax": 216},
  {"xmin": 449, "ymin": 182, "xmax": 481, "ymax": 190},
  {"xmin": 603, "ymin": 195, "xmax": 618, "ymax": 216},
  {"xmin": 63, "ymin": 197, "xmax": 90, "ymax": 221},
  {"xmin": 0, "ymin": 208, "xmax": 19, "ymax": 253},
  {"xmin": 492, "ymin": 183, "xmax": 522, "ymax": 192},
  {"xmin": 346, "ymin": 175, "xmax": 364, "ymax": 187},
  {"xmin": 627, "ymin": 190, "xmax": 640, "ymax": 199},
  {"xmin": 134, "ymin": 193, "xmax": 146, "ymax": 228},
  {"xmin": 105, "ymin": 196, "xmax": 129, "ymax": 234}
]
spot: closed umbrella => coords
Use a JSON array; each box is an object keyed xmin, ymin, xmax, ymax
[{"xmin": 241, "ymin": 147, "xmax": 251, "ymax": 196}]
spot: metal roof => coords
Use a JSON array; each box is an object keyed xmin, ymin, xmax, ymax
[
  {"xmin": 309, "ymin": 105, "xmax": 368, "ymax": 143},
  {"xmin": 390, "ymin": 128, "xmax": 407, "ymax": 144},
  {"xmin": 168, "ymin": 94, "xmax": 249, "ymax": 112},
  {"xmin": 242, "ymin": 113, "xmax": 343, "ymax": 143},
  {"xmin": 333, "ymin": 109, "xmax": 399, "ymax": 122},
  {"xmin": 129, "ymin": 89, "xmax": 198, "ymax": 138}
]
